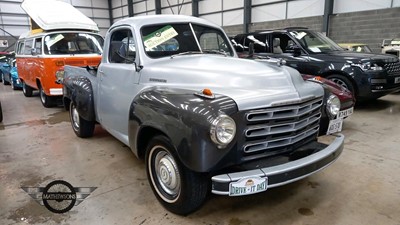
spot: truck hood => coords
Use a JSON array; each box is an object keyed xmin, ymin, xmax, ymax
[
  {"xmin": 141, "ymin": 55, "xmax": 322, "ymax": 111},
  {"xmin": 311, "ymin": 51, "xmax": 399, "ymax": 64}
]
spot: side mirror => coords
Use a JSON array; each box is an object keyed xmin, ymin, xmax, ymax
[
  {"xmin": 31, "ymin": 48, "xmax": 37, "ymax": 56},
  {"xmin": 293, "ymin": 46, "xmax": 302, "ymax": 57}
]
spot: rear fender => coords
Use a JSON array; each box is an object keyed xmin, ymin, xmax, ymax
[{"xmin": 63, "ymin": 74, "xmax": 95, "ymax": 121}]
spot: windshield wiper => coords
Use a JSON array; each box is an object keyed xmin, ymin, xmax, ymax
[
  {"xmin": 202, "ymin": 50, "xmax": 228, "ymax": 56},
  {"xmin": 170, "ymin": 51, "xmax": 203, "ymax": 58}
]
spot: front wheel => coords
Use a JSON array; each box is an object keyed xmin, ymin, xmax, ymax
[
  {"xmin": 69, "ymin": 101, "xmax": 95, "ymax": 138},
  {"xmin": 39, "ymin": 85, "xmax": 55, "ymax": 108},
  {"xmin": 22, "ymin": 81, "xmax": 33, "ymax": 97},
  {"xmin": 10, "ymin": 78, "xmax": 17, "ymax": 90},
  {"xmin": 326, "ymin": 74, "xmax": 355, "ymax": 95},
  {"xmin": 146, "ymin": 135, "xmax": 208, "ymax": 215}
]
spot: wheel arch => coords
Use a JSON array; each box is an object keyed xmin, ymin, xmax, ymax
[
  {"xmin": 63, "ymin": 76, "xmax": 95, "ymax": 122},
  {"xmin": 136, "ymin": 126, "xmax": 167, "ymax": 160},
  {"xmin": 320, "ymin": 70, "xmax": 358, "ymax": 96}
]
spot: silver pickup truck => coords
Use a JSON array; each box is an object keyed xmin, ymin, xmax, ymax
[{"xmin": 59, "ymin": 15, "xmax": 344, "ymax": 215}]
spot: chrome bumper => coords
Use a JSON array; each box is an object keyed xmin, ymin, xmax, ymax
[{"xmin": 211, "ymin": 134, "xmax": 344, "ymax": 195}]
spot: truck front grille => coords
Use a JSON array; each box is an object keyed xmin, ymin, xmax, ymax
[
  {"xmin": 384, "ymin": 61, "xmax": 400, "ymax": 76},
  {"xmin": 243, "ymin": 97, "xmax": 322, "ymax": 155}
]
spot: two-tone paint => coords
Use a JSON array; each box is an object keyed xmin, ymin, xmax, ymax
[{"xmin": 62, "ymin": 15, "xmax": 344, "ymax": 210}]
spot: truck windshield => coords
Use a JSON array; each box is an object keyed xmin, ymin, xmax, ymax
[
  {"xmin": 44, "ymin": 33, "xmax": 104, "ymax": 55},
  {"xmin": 289, "ymin": 30, "xmax": 342, "ymax": 53},
  {"xmin": 141, "ymin": 23, "xmax": 234, "ymax": 58}
]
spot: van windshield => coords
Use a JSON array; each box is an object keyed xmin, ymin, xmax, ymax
[{"xmin": 44, "ymin": 33, "xmax": 103, "ymax": 55}]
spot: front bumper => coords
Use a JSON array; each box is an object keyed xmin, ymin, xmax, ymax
[
  {"xmin": 356, "ymin": 70, "xmax": 400, "ymax": 99},
  {"xmin": 211, "ymin": 133, "xmax": 344, "ymax": 195}
]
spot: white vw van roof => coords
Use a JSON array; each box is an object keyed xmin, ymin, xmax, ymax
[{"xmin": 21, "ymin": 0, "xmax": 99, "ymax": 32}]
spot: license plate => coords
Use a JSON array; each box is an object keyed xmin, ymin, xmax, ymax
[
  {"xmin": 395, "ymin": 77, "xmax": 400, "ymax": 84},
  {"xmin": 338, "ymin": 107, "xmax": 354, "ymax": 119},
  {"xmin": 327, "ymin": 118, "xmax": 343, "ymax": 135},
  {"xmin": 229, "ymin": 177, "xmax": 268, "ymax": 196}
]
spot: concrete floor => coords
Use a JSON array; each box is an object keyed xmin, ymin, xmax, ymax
[{"xmin": 0, "ymin": 84, "xmax": 399, "ymax": 225}]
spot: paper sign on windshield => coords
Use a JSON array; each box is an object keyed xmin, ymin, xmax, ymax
[{"xmin": 144, "ymin": 25, "xmax": 178, "ymax": 50}]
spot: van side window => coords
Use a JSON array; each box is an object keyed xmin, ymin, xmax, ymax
[
  {"xmin": 109, "ymin": 29, "xmax": 136, "ymax": 64},
  {"xmin": 34, "ymin": 38, "xmax": 42, "ymax": 55},
  {"xmin": 17, "ymin": 41, "xmax": 25, "ymax": 55},
  {"xmin": 24, "ymin": 39, "xmax": 33, "ymax": 55}
]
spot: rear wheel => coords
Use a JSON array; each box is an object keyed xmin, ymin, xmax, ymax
[
  {"xmin": 22, "ymin": 81, "xmax": 33, "ymax": 97},
  {"xmin": 10, "ymin": 78, "xmax": 17, "ymax": 90},
  {"xmin": 326, "ymin": 74, "xmax": 355, "ymax": 95},
  {"xmin": 39, "ymin": 85, "xmax": 55, "ymax": 108},
  {"xmin": 146, "ymin": 135, "xmax": 208, "ymax": 215},
  {"xmin": 69, "ymin": 101, "xmax": 95, "ymax": 138}
]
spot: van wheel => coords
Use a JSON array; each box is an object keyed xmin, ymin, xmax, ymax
[
  {"xmin": 146, "ymin": 135, "xmax": 208, "ymax": 215},
  {"xmin": 326, "ymin": 75, "xmax": 355, "ymax": 94},
  {"xmin": 22, "ymin": 81, "xmax": 33, "ymax": 97},
  {"xmin": 39, "ymin": 85, "xmax": 54, "ymax": 108},
  {"xmin": 69, "ymin": 101, "xmax": 95, "ymax": 138}
]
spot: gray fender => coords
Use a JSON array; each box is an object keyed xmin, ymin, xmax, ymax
[
  {"xmin": 63, "ymin": 75, "xmax": 95, "ymax": 121},
  {"xmin": 128, "ymin": 87, "xmax": 238, "ymax": 173}
]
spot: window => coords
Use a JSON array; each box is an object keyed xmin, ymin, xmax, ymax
[
  {"xmin": 43, "ymin": 33, "xmax": 103, "ymax": 55},
  {"xmin": 141, "ymin": 23, "xmax": 234, "ymax": 58},
  {"xmin": 24, "ymin": 39, "xmax": 33, "ymax": 55},
  {"xmin": 34, "ymin": 38, "xmax": 42, "ymax": 55},
  {"xmin": 109, "ymin": 29, "xmax": 136, "ymax": 64},
  {"xmin": 16, "ymin": 41, "xmax": 25, "ymax": 55}
]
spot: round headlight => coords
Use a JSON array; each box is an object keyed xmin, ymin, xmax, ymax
[
  {"xmin": 210, "ymin": 115, "xmax": 236, "ymax": 146},
  {"xmin": 327, "ymin": 94, "xmax": 341, "ymax": 117}
]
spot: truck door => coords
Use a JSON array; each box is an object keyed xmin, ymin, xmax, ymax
[{"xmin": 97, "ymin": 27, "xmax": 140, "ymax": 144}]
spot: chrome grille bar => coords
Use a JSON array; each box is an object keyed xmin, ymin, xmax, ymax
[
  {"xmin": 246, "ymin": 97, "xmax": 322, "ymax": 122},
  {"xmin": 243, "ymin": 97, "xmax": 323, "ymax": 154}
]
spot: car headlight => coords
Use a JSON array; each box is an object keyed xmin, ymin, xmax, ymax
[
  {"xmin": 327, "ymin": 94, "xmax": 341, "ymax": 118},
  {"xmin": 351, "ymin": 62, "xmax": 383, "ymax": 71},
  {"xmin": 210, "ymin": 114, "xmax": 236, "ymax": 147}
]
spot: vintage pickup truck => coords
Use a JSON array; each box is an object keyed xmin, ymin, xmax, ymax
[{"xmin": 60, "ymin": 15, "xmax": 344, "ymax": 215}]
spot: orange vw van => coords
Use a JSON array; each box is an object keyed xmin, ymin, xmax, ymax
[{"xmin": 16, "ymin": 0, "xmax": 103, "ymax": 107}]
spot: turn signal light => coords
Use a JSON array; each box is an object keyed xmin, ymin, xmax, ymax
[{"xmin": 202, "ymin": 88, "xmax": 213, "ymax": 96}]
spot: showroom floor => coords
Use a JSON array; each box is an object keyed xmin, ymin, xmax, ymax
[{"xmin": 0, "ymin": 85, "xmax": 399, "ymax": 225}]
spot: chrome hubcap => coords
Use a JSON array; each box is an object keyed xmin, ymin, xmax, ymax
[
  {"xmin": 40, "ymin": 88, "xmax": 46, "ymax": 103},
  {"xmin": 153, "ymin": 148, "xmax": 180, "ymax": 199},
  {"xmin": 72, "ymin": 107, "xmax": 80, "ymax": 129}
]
